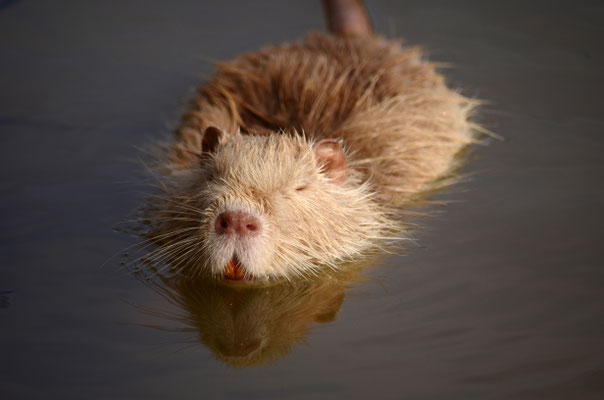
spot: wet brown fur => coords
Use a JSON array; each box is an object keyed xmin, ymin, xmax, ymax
[
  {"xmin": 171, "ymin": 33, "xmax": 477, "ymax": 202},
  {"xmin": 145, "ymin": 30, "xmax": 477, "ymax": 280}
]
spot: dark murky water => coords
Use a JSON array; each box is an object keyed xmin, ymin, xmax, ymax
[{"xmin": 1, "ymin": 1, "xmax": 603, "ymax": 399}]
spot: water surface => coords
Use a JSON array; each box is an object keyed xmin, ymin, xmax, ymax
[{"xmin": 1, "ymin": 1, "xmax": 603, "ymax": 399}]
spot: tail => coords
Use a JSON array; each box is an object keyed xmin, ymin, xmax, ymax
[{"xmin": 322, "ymin": 0, "xmax": 372, "ymax": 37}]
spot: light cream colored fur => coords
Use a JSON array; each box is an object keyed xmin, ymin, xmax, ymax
[{"xmin": 145, "ymin": 33, "xmax": 477, "ymax": 281}]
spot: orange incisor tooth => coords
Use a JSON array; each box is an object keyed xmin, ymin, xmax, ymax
[{"xmin": 225, "ymin": 257, "xmax": 244, "ymax": 280}]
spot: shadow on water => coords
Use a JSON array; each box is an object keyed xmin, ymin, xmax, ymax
[{"xmin": 126, "ymin": 259, "xmax": 374, "ymax": 367}]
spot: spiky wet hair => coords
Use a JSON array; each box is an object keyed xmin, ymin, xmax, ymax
[
  {"xmin": 142, "ymin": 33, "xmax": 478, "ymax": 280},
  {"xmin": 147, "ymin": 131, "xmax": 394, "ymax": 280}
]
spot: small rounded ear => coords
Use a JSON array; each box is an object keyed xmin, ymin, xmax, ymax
[
  {"xmin": 201, "ymin": 126, "xmax": 224, "ymax": 154},
  {"xmin": 314, "ymin": 139, "xmax": 347, "ymax": 185}
]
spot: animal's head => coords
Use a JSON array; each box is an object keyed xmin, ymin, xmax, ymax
[{"xmin": 151, "ymin": 127, "xmax": 390, "ymax": 283}]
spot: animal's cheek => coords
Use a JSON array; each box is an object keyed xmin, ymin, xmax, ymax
[
  {"xmin": 269, "ymin": 195, "xmax": 304, "ymax": 220},
  {"xmin": 256, "ymin": 195, "xmax": 274, "ymax": 216},
  {"xmin": 269, "ymin": 202, "xmax": 291, "ymax": 227}
]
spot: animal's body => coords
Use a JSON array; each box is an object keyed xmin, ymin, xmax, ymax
[{"xmin": 146, "ymin": 0, "xmax": 477, "ymax": 282}]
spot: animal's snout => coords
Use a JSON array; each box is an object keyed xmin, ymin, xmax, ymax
[{"xmin": 215, "ymin": 211, "xmax": 261, "ymax": 237}]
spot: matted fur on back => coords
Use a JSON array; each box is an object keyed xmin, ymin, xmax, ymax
[{"xmin": 169, "ymin": 33, "xmax": 477, "ymax": 204}]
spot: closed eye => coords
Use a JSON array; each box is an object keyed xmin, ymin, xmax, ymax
[{"xmin": 295, "ymin": 185, "xmax": 307, "ymax": 191}]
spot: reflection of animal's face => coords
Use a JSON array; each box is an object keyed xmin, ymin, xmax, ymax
[
  {"xmin": 151, "ymin": 132, "xmax": 389, "ymax": 282},
  {"xmin": 162, "ymin": 276, "xmax": 347, "ymax": 367}
]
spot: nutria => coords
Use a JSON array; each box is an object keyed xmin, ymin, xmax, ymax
[{"xmin": 143, "ymin": 0, "xmax": 478, "ymax": 283}]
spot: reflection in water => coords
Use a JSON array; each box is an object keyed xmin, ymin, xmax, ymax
[{"xmin": 129, "ymin": 261, "xmax": 371, "ymax": 367}]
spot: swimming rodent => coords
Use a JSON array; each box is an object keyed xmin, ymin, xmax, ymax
[{"xmin": 144, "ymin": 0, "xmax": 477, "ymax": 283}]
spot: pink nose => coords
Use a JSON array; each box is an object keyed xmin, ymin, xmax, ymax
[{"xmin": 214, "ymin": 211, "xmax": 261, "ymax": 236}]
